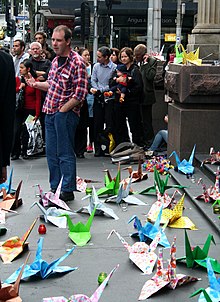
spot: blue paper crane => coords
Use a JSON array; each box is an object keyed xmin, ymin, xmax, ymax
[
  {"xmin": 128, "ymin": 206, "xmax": 170, "ymax": 248},
  {"xmin": 169, "ymin": 145, "xmax": 196, "ymax": 175},
  {"xmin": 4, "ymin": 237, "xmax": 77, "ymax": 284}
]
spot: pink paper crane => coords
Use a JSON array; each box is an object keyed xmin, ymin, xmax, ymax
[{"xmin": 138, "ymin": 237, "xmax": 200, "ymax": 300}]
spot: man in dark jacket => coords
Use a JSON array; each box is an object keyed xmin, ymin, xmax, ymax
[
  {"xmin": 0, "ymin": 51, "xmax": 16, "ymax": 183},
  {"xmin": 134, "ymin": 44, "xmax": 157, "ymax": 145}
]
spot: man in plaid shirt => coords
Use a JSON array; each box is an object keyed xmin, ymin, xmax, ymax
[{"xmin": 27, "ymin": 25, "xmax": 88, "ymax": 202}]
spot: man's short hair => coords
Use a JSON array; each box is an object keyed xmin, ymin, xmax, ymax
[
  {"xmin": 98, "ymin": 46, "xmax": 111, "ymax": 58},
  {"xmin": 30, "ymin": 41, "xmax": 42, "ymax": 50},
  {"xmin": 14, "ymin": 39, "xmax": 25, "ymax": 51},
  {"xmin": 34, "ymin": 31, "xmax": 47, "ymax": 39},
  {"xmin": 134, "ymin": 44, "xmax": 147, "ymax": 56},
  {"xmin": 53, "ymin": 25, "xmax": 72, "ymax": 42}
]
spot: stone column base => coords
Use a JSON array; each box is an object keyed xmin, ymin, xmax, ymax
[{"xmin": 168, "ymin": 102, "xmax": 220, "ymax": 160}]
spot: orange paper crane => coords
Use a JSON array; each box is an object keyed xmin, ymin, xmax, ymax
[
  {"xmin": 123, "ymin": 159, "xmax": 148, "ymax": 183},
  {"xmin": 0, "ymin": 181, "xmax": 23, "ymax": 211},
  {"xmin": 0, "ymin": 253, "xmax": 30, "ymax": 301},
  {"xmin": 0, "ymin": 218, "xmax": 38, "ymax": 263}
]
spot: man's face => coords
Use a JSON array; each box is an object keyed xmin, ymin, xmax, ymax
[
  {"xmin": 51, "ymin": 30, "xmax": 70, "ymax": 56},
  {"xmin": 31, "ymin": 44, "xmax": 42, "ymax": 59},
  {"xmin": 97, "ymin": 51, "xmax": 106, "ymax": 64},
  {"xmin": 134, "ymin": 52, "xmax": 143, "ymax": 63},
  {"xmin": 13, "ymin": 41, "xmax": 22, "ymax": 56},
  {"xmin": 35, "ymin": 34, "xmax": 45, "ymax": 46}
]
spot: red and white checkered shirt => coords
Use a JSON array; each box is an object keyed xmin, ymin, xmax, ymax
[{"xmin": 42, "ymin": 49, "xmax": 88, "ymax": 116}]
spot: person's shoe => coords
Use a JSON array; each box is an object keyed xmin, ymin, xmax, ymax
[
  {"xmin": 59, "ymin": 191, "xmax": 75, "ymax": 202},
  {"xmin": 76, "ymin": 154, "xmax": 85, "ymax": 158},
  {"xmin": 22, "ymin": 154, "xmax": 29, "ymax": 160},
  {"xmin": 94, "ymin": 151, "xmax": 105, "ymax": 157},
  {"xmin": 11, "ymin": 155, "xmax": 19, "ymax": 160},
  {"xmin": 50, "ymin": 188, "xmax": 56, "ymax": 193},
  {"xmin": 145, "ymin": 150, "xmax": 154, "ymax": 157},
  {"xmin": 86, "ymin": 145, "xmax": 93, "ymax": 153}
]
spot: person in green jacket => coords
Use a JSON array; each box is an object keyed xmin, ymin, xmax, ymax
[{"xmin": 134, "ymin": 44, "xmax": 157, "ymax": 147}]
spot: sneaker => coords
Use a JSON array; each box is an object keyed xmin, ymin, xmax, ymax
[
  {"xmin": 145, "ymin": 150, "xmax": 154, "ymax": 157},
  {"xmin": 59, "ymin": 191, "xmax": 75, "ymax": 202},
  {"xmin": 87, "ymin": 145, "xmax": 93, "ymax": 153}
]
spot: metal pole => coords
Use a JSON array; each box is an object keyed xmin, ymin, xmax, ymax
[
  {"xmin": 109, "ymin": 15, "xmax": 113, "ymax": 48},
  {"xmin": 93, "ymin": 0, "xmax": 98, "ymax": 63},
  {"xmin": 147, "ymin": 0, "xmax": 153, "ymax": 53},
  {"xmin": 153, "ymin": 0, "xmax": 161, "ymax": 53},
  {"xmin": 176, "ymin": 0, "xmax": 181, "ymax": 45},
  {"xmin": 22, "ymin": 0, "xmax": 25, "ymax": 40},
  {"xmin": 10, "ymin": 0, "xmax": 14, "ymax": 49},
  {"xmin": 35, "ymin": 0, "xmax": 38, "ymax": 32}
]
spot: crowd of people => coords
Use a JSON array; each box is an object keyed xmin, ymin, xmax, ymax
[{"xmin": 0, "ymin": 25, "xmax": 172, "ymax": 201}]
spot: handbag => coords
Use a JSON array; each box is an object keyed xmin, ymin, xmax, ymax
[
  {"xmin": 110, "ymin": 142, "xmax": 145, "ymax": 164},
  {"xmin": 25, "ymin": 115, "xmax": 44, "ymax": 156},
  {"xmin": 16, "ymin": 89, "xmax": 24, "ymax": 111}
]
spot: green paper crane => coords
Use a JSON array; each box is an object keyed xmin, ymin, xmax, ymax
[
  {"xmin": 97, "ymin": 164, "xmax": 121, "ymax": 197},
  {"xmin": 140, "ymin": 167, "xmax": 185, "ymax": 195},
  {"xmin": 177, "ymin": 230, "xmax": 220, "ymax": 273},
  {"xmin": 63, "ymin": 207, "xmax": 96, "ymax": 247}
]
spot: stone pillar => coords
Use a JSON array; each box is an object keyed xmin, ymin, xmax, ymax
[
  {"xmin": 165, "ymin": 64, "xmax": 220, "ymax": 160},
  {"xmin": 188, "ymin": 0, "xmax": 220, "ymax": 60}
]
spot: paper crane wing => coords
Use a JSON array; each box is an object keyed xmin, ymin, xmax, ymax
[
  {"xmin": 46, "ymin": 178, "xmax": 71, "ymax": 211},
  {"xmin": 0, "ymin": 253, "xmax": 30, "ymax": 302},
  {"xmin": 4, "ymin": 237, "xmax": 77, "ymax": 284},
  {"xmin": 97, "ymin": 165, "xmax": 121, "ymax": 197},
  {"xmin": 0, "ymin": 169, "xmax": 14, "ymax": 195},
  {"xmin": 190, "ymin": 259, "xmax": 220, "ymax": 302},
  {"xmin": 0, "ymin": 218, "xmax": 37, "ymax": 263},
  {"xmin": 42, "ymin": 265, "xmax": 119, "ymax": 302}
]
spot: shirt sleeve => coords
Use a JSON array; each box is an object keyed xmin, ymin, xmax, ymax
[{"xmin": 72, "ymin": 60, "xmax": 88, "ymax": 103}]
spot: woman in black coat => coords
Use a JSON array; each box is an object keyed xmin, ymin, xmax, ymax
[
  {"xmin": 0, "ymin": 51, "xmax": 16, "ymax": 182},
  {"xmin": 110, "ymin": 47, "xmax": 144, "ymax": 146}
]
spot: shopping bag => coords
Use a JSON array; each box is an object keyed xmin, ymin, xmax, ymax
[{"xmin": 25, "ymin": 115, "xmax": 44, "ymax": 156}]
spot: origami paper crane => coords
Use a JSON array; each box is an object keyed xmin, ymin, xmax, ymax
[
  {"xmin": 170, "ymin": 145, "xmax": 196, "ymax": 175},
  {"xmin": 42, "ymin": 264, "xmax": 119, "ymax": 302},
  {"xmin": 146, "ymin": 189, "xmax": 181, "ymax": 222},
  {"xmin": 76, "ymin": 186, "xmax": 119, "ymax": 220},
  {"xmin": 182, "ymin": 46, "xmax": 202, "ymax": 66},
  {"xmin": 31, "ymin": 201, "xmax": 75, "ymax": 228},
  {"xmin": 0, "ymin": 253, "xmax": 30, "ymax": 302},
  {"xmin": 148, "ymin": 194, "xmax": 197, "ymax": 230},
  {"xmin": 142, "ymin": 155, "xmax": 173, "ymax": 175},
  {"xmin": 123, "ymin": 159, "xmax": 148, "ymax": 183},
  {"xmin": 0, "ymin": 218, "xmax": 38, "ymax": 263},
  {"xmin": 63, "ymin": 207, "xmax": 96, "ymax": 246},
  {"xmin": 4, "ymin": 237, "xmax": 77, "ymax": 284},
  {"xmin": 107, "ymin": 176, "xmax": 145, "ymax": 206},
  {"xmin": 202, "ymin": 147, "xmax": 220, "ymax": 165},
  {"xmin": 138, "ymin": 237, "xmax": 200, "ymax": 300},
  {"xmin": 0, "ymin": 169, "xmax": 15, "ymax": 196},
  {"xmin": 0, "ymin": 181, "xmax": 23, "ymax": 211},
  {"xmin": 76, "ymin": 176, "xmax": 101, "ymax": 193},
  {"xmin": 190, "ymin": 259, "xmax": 220, "ymax": 302},
  {"xmin": 140, "ymin": 167, "xmax": 185, "ymax": 195},
  {"xmin": 35, "ymin": 177, "xmax": 71, "ymax": 211},
  {"xmin": 128, "ymin": 206, "xmax": 170, "ymax": 248},
  {"xmin": 177, "ymin": 230, "xmax": 220, "ymax": 273},
  {"xmin": 96, "ymin": 164, "xmax": 121, "ymax": 197},
  {"xmin": 196, "ymin": 168, "xmax": 220, "ymax": 203},
  {"xmin": 107, "ymin": 229, "xmax": 163, "ymax": 274}
]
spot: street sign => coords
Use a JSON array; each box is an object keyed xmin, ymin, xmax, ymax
[{"xmin": 16, "ymin": 15, "xmax": 28, "ymax": 20}]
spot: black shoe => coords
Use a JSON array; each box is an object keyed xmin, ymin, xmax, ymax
[
  {"xmin": 76, "ymin": 154, "xmax": 85, "ymax": 158},
  {"xmin": 11, "ymin": 155, "xmax": 19, "ymax": 160},
  {"xmin": 50, "ymin": 188, "xmax": 56, "ymax": 193},
  {"xmin": 59, "ymin": 191, "xmax": 75, "ymax": 202},
  {"xmin": 94, "ymin": 151, "xmax": 105, "ymax": 157},
  {"xmin": 22, "ymin": 154, "xmax": 29, "ymax": 160}
]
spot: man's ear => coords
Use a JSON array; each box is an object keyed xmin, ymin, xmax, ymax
[{"xmin": 67, "ymin": 38, "xmax": 71, "ymax": 46}]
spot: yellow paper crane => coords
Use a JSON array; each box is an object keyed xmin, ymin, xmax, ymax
[
  {"xmin": 160, "ymin": 194, "xmax": 197, "ymax": 230},
  {"xmin": 182, "ymin": 46, "xmax": 202, "ymax": 66}
]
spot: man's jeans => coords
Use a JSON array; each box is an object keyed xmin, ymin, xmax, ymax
[{"xmin": 45, "ymin": 111, "xmax": 79, "ymax": 192}]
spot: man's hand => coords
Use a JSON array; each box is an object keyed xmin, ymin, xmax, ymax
[
  {"xmin": 25, "ymin": 73, "xmax": 37, "ymax": 88},
  {"xmin": 90, "ymin": 88, "xmax": 97, "ymax": 94},
  {"xmin": 0, "ymin": 167, "xmax": 7, "ymax": 184}
]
